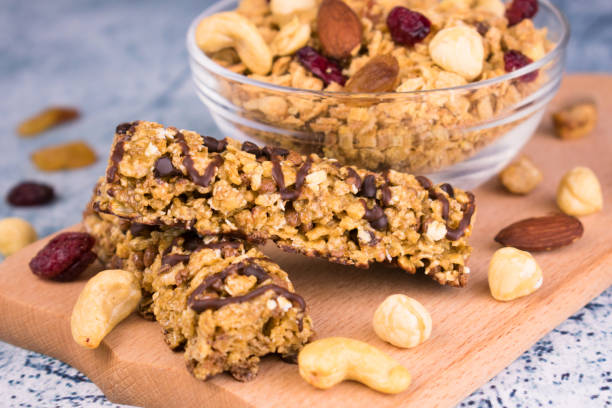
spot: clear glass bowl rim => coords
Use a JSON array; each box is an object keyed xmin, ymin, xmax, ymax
[{"xmin": 186, "ymin": 0, "xmax": 569, "ymax": 97}]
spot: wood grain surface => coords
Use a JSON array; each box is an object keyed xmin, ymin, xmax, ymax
[{"xmin": 0, "ymin": 75, "xmax": 610, "ymax": 408}]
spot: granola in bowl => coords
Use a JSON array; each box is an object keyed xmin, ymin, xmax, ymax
[{"xmin": 187, "ymin": 0, "xmax": 568, "ymax": 186}]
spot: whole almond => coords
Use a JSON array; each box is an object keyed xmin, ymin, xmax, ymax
[
  {"xmin": 317, "ymin": 0, "xmax": 362, "ymax": 59},
  {"xmin": 494, "ymin": 214, "xmax": 583, "ymax": 252},
  {"xmin": 345, "ymin": 55, "xmax": 399, "ymax": 93}
]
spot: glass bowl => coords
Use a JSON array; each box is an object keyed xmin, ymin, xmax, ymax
[{"xmin": 186, "ymin": 0, "xmax": 569, "ymax": 188}]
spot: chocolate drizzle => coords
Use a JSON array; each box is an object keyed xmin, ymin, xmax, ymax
[
  {"xmin": 129, "ymin": 223, "xmax": 154, "ymax": 237},
  {"xmin": 415, "ymin": 176, "xmax": 475, "ymax": 240},
  {"xmin": 202, "ymin": 136, "xmax": 228, "ymax": 153},
  {"xmin": 241, "ymin": 141, "xmax": 263, "ymax": 157},
  {"xmin": 187, "ymin": 260, "xmax": 307, "ymax": 330},
  {"xmin": 176, "ymin": 131, "xmax": 224, "ymax": 188},
  {"xmin": 445, "ymin": 192, "xmax": 476, "ymax": 240},
  {"xmin": 271, "ymin": 156, "xmax": 313, "ymax": 201},
  {"xmin": 106, "ymin": 121, "xmax": 138, "ymax": 183},
  {"xmin": 415, "ymin": 175, "xmax": 433, "ymax": 190},
  {"xmin": 429, "ymin": 191, "xmax": 450, "ymax": 221},
  {"xmin": 189, "ymin": 261, "xmax": 270, "ymax": 298},
  {"xmin": 162, "ymin": 253, "xmax": 191, "ymax": 267},
  {"xmin": 189, "ymin": 284, "xmax": 306, "ymax": 325},
  {"xmin": 439, "ymin": 183, "xmax": 455, "ymax": 198}
]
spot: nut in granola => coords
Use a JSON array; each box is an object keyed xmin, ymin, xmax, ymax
[
  {"xmin": 345, "ymin": 55, "xmax": 400, "ymax": 93},
  {"xmin": 195, "ymin": 12, "xmax": 272, "ymax": 74},
  {"xmin": 429, "ymin": 25, "xmax": 484, "ymax": 80},
  {"xmin": 317, "ymin": 0, "xmax": 362, "ymax": 59},
  {"xmin": 270, "ymin": 17, "xmax": 311, "ymax": 56}
]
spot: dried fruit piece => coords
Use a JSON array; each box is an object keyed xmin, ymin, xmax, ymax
[
  {"xmin": 505, "ymin": 0, "xmax": 538, "ymax": 27},
  {"xmin": 297, "ymin": 46, "xmax": 346, "ymax": 85},
  {"xmin": 494, "ymin": 214, "xmax": 584, "ymax": 251},
  {"xmin": 0, "ymin": 218, "xmax": 37, "ymax": 257},
  {"xmin": 556, "ymin": 166, "xmax": 603, "ymax": 216},
  {"xmin": 17, "ymin": 107, "xmax": 80, "ymax": 137},
  {"xmin": 488, "ymin": 247, "xmax": 543, "ymax": 301},
  {"xmin": 504, "ymin": 49, "xmax": 537, "ymax": 82},
  {"xmin": 31, "ymin": 141, "xmax": 97, "ymax": 171},
  {"xmin": 29, "ymin": 232, "xmax": 96, "ymax": 281},
  {"xmin": 499, "ymin": 156, "xmax": 542, "ymax": 194},
  {"xmin": 317, "ymin": 0, "xmax": 362, "ymax": 59},
  {"xmin": 345, "ymin": 55, "xmax": 399, "ymax": 93},
  {"xmin": 6, "ymin": 182, "xmax": 55, "ymax": 206},
  {"xmin": 552, "ymin": 101, "xmax": 598, "ymax": 140},
  {"xmin": 428, "ymin": 25, "xmax": 484, "ymax": 80},
  {"xmin": 386, "ymin": 7, "xmax": 431, "ymax": 47}
]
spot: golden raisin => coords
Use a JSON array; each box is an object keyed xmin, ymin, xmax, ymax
[
  {"xmin": 17, "ymin": 107, "xmax": 80, "ymax": 137},
  {"xmin": 31, "ymin": 141, "xmax": 97, "ymax": 171},
  {"xmin": 345, "ymin": 55, "xmax": 399, "ymax": 93}
]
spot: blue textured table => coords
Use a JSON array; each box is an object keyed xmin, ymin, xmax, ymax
[{"xmin": 1, "ymin": 1, "xmax": 610, "ymax": 407}]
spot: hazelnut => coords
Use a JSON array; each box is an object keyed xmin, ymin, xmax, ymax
[
  {"xmin": 556, "ymin": 166, "xmax": 603, "ymax": 216},
  {"xmin": 488, "ymin": 247, "xmax": 543, "ymax": 301},
  {"xmin": 499, "ymin": 155, "xmax": 543, "ymax": 194},
  {"xmin": 429, "ymin": 25, "xmax": 484, "ymax": 80},
  {"xmin": 0, "ymin": 217, "xmax": 38, "ymax": 256},
  {"xmin": 553, "ymin": 101, "xmax": 597, "ymax": 140},
  {"xmin": 373, "ymin": 294, "xmax": 432, "ymax": 348}
]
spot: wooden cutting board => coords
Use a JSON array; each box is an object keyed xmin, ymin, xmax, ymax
[{"xmin": 0, "ymin": 75, "xmax": 611, "ymax": 408}]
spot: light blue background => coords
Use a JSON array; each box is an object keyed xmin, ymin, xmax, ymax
[{"xmin": 0, "ymin": 1, "xmax": 610, "ymax": 406}]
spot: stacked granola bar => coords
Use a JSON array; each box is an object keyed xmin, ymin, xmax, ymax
[
  {"xmin": 85, "ymin": 120, "xmax": 476, "ymax": 381},
  {"xmin": 84, "ymin": 209, "xmax": 313, "ymax": 381}
]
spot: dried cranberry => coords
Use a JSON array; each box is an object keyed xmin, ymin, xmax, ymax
[
  {"xmin": 504, "ymin": 49, "xmax": 538, "ymax": 82},
  {"xmin": 29, "ymin": 232, "xmax": 96, "ymax": 281},
  {"xmin": 505, "ymin": 0, "xmax": 538, "ymax": 26},
  {"xmin": 386, "ymin": 7, "xmax": 431, "ymax": 46},
  {"xmin": 296, "ymin": 46, "xmax": 346, "ymax": 86},
  {"xmin": 7, "ymin": 181, "xmax": 55, "ymax": 206}
]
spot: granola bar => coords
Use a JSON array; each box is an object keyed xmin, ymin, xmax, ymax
[
  {"xmin": 94, "ymin": 121, "xmax": 475, "ymax": 286},
  {"xmin": 83, "ymin": 210, "xmax": 314, "ymax": 381}
]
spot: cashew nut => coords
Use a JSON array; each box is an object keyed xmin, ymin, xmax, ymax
[
  {"xmin": 271, "ymin": 17, "xmax": 311, "ymax": 56},
  {"xmin": 195, "ymin": 12, "xmax": 272, "ymax": 75},
  {"xmin": 270, "ymin": 0, "xmax": 317, "ymax": 16},
  {"xmin": 71, "ymin": 269, "xmax": 141, "ymax": 349},
  {"xmin": 298, "ymin": 337, "xmax": 411, "ymax": 394}
]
